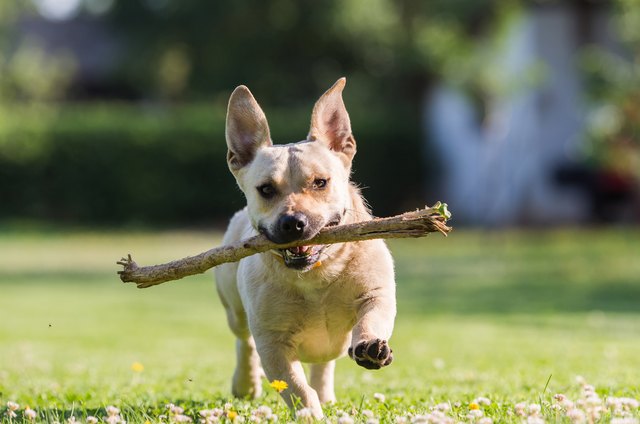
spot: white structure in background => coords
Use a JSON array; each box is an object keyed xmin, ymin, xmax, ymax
[{"xmin": 426, "ymin": 4, "xmax": 616, "ymax": 226}]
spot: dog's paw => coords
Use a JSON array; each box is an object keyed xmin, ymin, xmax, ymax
[{"xmin": 348, "ymin": 339, "xmax": 393, "ymax": 370}]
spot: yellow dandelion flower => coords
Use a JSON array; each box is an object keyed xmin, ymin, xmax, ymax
[
  {"xmin": 270, "ymin": 380, "xmax": 288, "ymax": 393},
  {"xmin": 469, "ymin": 402, "xmax": 480, "ymax": 410},
  {"xmin": 131, "ymin": 362, "xmax": 144, "ymax": 372},
  {"xmin": 227, "ymin": 410, "xmax": 238, "ymax": 420}
]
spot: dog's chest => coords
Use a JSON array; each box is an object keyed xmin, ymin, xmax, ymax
[{"xmin": 291, "ymin": 282, "xmax": 356, "ymax": 362}]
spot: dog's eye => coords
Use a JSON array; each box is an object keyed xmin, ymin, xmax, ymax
[
  {"xmin": 312, "ymin": 178, "xmax": 328, "ymax": 190},
  {"xmin": 257, "ymin": 183, "xmax": 276, "ymax": 199}
]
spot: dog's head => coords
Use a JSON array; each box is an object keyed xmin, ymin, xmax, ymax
[{"xmin": 225, "ymin": 78, "xmax": 356, "ymax": 270}]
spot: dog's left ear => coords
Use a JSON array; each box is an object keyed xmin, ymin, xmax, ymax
[{"xmin": 308, "ymin": 77, "xmax": 356, "ymax": 162}]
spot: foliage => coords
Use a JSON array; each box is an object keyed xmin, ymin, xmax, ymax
[
  {"xmin": 1, "ymin": 229, "xmax": 639, "ymax": 422},
  {"xmin": 582, "ymin": 0, "xmax": 640, "ymax": 181},
  {"xmin": 0, "ymin": 3, "xmax": 76, "ymax": 103},
  {"xmin": 107, "ymin": 0, "xmax": 518, "ymax": 105},
  {"xmin": 0, "ymin": 102, "xmax": 421, "ymax": 225}
]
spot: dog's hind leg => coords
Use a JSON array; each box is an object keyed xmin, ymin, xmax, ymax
[
  {"xmin": 223, "ymin": 303, "xmax": 263, "ymax": 398},
  {"xmin": 232, "ymin": 334, "xmax": 263, "ymax": 398},
  {"xmin": 215, "ymin": 263, "xmax": 263, "ymax": 399},
  {"xmin": 310, "ymin": 361, "xmax": 336, "ymax": 404}
]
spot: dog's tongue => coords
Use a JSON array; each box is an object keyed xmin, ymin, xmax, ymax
[{"xmin": 289, "ymin": 246, "xmax": 310, "ymax": 255}]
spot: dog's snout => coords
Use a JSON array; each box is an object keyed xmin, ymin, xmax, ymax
[{"xmin": 276, "ymin": 213, "xmax": 308, "ymax": 243}]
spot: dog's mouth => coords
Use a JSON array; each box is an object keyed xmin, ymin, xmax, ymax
[
  {"xmin": 273, "ymin": 245, "xmax": 326, "ymax": 270},
  {"xmin": 270, "ymin": 215, "xmax": 342, "ymax": 271}
]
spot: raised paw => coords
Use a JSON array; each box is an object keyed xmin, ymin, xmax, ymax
[{"xmin": 348, "ymin": 338, "xmax": 393, "ymax": 370}]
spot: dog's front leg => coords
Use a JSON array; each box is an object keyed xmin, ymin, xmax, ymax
[
  {"xmin": 253, "ymin": 335, "xmax": 323, "ymax": 418},
  {"xmin": 350, "ymin": 289, "xmax": 397, "ymax": 370}
]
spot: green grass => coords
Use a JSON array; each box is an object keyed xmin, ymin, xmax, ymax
[{"xmin": 1, "ymin": 228, "xmax": 639, "ymax": 423}]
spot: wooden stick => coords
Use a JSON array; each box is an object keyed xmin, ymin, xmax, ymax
[{"xmin": 118, "ymin": 202, "xmax": 452, "ymax": 289}]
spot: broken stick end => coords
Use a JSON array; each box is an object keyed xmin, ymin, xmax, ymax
[{"xmin": 116, "ymin": 254, "xmax": 139, "ymax": 284}]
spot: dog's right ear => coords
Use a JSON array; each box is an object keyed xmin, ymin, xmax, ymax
[{"xmin": 225, "ymin": 85, "xmax": 272, "ymax": 172}]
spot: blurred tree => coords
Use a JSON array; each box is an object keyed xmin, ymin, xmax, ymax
[
  {"xmin": 107, "ymin": 0, "xmax": 518, "ymax": 107},
  {"xmin": 582, "ymin": 0, "xmax": 640, "ymax": 182},
  {"xmin": 0, "ymin": 2, "xmax": 76, "ymax": 103}
]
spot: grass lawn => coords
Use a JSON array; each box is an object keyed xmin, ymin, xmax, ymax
[{"xmin": 1, "ymin": 227, "xmax": 639, "ymax": 423}]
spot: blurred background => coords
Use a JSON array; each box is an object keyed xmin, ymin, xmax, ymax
[{"xmin": 1, "ymin": 0, "xmax": 639, "ymax": 228}]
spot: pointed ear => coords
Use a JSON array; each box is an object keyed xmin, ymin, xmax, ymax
[
  {"xmin": 225, "ymin": 85, "xmax": 272, "ymax": 172},
  {"xmin": 308, "ymin": 77, "xmax": 356, "ymax": 161}
]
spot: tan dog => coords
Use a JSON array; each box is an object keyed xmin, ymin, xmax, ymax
[{"xmin": 214, "ymin": 78, "xmax": 396, "ymax": 418}]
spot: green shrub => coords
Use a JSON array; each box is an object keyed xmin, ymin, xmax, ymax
[{"xmin": 0, "ymin": 103, "xmax": 425, "ymax": 225}]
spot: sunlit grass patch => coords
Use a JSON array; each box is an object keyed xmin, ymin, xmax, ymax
[{"xmin": 1, "ymin": 228, "xmax": 639, "ymax": 422}]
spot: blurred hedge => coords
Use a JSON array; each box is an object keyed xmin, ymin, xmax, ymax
[{"xmin": 0, "ymin": 103, "xmax": 425, "ymax": 226}]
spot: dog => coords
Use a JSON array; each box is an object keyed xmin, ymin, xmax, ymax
[{"xmin": 214, "ymin": 78, "xmax": 396, "ymax": 418}]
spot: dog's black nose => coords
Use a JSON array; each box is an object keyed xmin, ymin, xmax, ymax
[{"xmin": 276, "ymin": 213, "xmax": 308, "ymax": 243}]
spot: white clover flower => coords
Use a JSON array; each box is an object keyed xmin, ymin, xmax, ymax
[
  {"xmin": 468, "ymin": 409, "xmax": 484, "ymax": 418},
  {"xmin": 295, "ymin": 407, "xmax": 313, "ymax": 421},
  {"xmin": 608, "ymin": 397, "xmax": 640, "ymax": 411},
  {"xmin": 553, "ymin": 394, "xmax": 567, "ymax": 403},
  {"xmin": 337, "ymin": 414, "xmax": 354, "ymax": 424},
  {"xmin": 584, "ymin": 394, "xmax": 602, "ymax": 406},
  {"xmin": 395, "ymin": 416, "xmax": 408, "ymax": 424},
  {"xmin": 106, "ymin": 406, "xmax": 120, "ymax": 416},
  {"xmin": 514, "ymin": 402, "xmax": 527, "ymax": 416},
  {"xmin": 67, "ymin": 415, "xmax": 77, "ymax": 423},
  {"xmin": 362, "ymin": 409, "xmax": 375, "ymax": 418},
  {"xmin": 25, "ymin": 408, "xmax": 37, "ymax": 420},
  {"xmin": 373, "ymin": 392, "xmax": 386, "ymax": 403},
  {"xmin": 566, "ymin": 408, "xmax": 586, "ymax": 424},
  {"xmin": 474, "ymin": 397, "xmax": 491, "ymax": 406},
  {"xmin": 366, "ymin": 419, "xmax": 379, "ymax": 424},
  {"xmin": 168, "ymin": 404, "xmax": 185, "ymax": 415},
  {"xmin": 223, "ymin": 403, "xmax": 234, "ymax": 411},
  {"xmin": 7, "ymin": 402, "xmax": 20, "ymax": 411},
  {"xmin": 434, "ymin": 402, "xmax": 451, "ymax": 412},
  {"xmin": 526, "ymin": 417, "xmax": 544, "ymax": 424},
  {"xmin": 582, "ymin": 384, "xmax": 595, "ymax": 394},
  {"xmin": 105, "ymin": 415, "xmax": 122, "ymax": 424},
  {"xmin": 430, "ymin": 411, "xmax": 447, "ymax": 419},
  {"xmin": 254, "ymin": 406, "xmax": 272, "ymax": 418},
  {"xmin": 610, "ymin": 418, "xmax": 639, "ymax": 424},
  {"xmin": 528, "ymin": 403, "xmax": 541, "ymax": 415},
  {"xmin": 622, "ymin": 397, "xmax": 640, "ymax": 409},
  {"xmin": 86, "ymin": 417, "xmax": 98, "ymax": 424},
  {"xmin": 477, "ymin": 418, "xmax": 493, "ymax": 424},
  {"xmin": 174, "ymin": 414, "xmax": 193, "ymax": 423}
]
